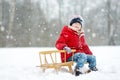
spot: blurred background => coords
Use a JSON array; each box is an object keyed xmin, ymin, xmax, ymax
[{"xmin": 0, "ymin": 0, "xmax": 120, "ymax": 47}]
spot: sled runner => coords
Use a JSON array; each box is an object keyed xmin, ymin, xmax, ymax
[{"xmin": 37, "ymin": 50, "xmax": 76, "ymax": 74}]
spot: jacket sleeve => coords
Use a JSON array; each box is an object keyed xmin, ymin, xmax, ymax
[
  {"xmin": 55, "ymin": 26, "xmax": 69, "ymax": 50},
  {"xmin": 55, "ymin": 33, "xmax": 68, "ymax": 50},
  {"xmin": 81, "ymin": 35, "xmax": 93, "ymax": 55}
]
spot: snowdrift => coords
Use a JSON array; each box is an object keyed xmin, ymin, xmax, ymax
[{"xmin": 0, "ymin": 46, "xmax": 120, "ymax": 80}]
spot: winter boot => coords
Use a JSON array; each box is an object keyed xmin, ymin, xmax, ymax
[
  {"xmin": 90, "ymin": 67, "xmax": 98, "ymax": 71},
  {"xmin": 74, "ymin": 66, "xmax": 83, "ymax": 76}
]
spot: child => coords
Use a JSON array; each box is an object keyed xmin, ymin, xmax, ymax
[{"xmin": 55, "ymin": 16, "xmax": 98, "ymax": 76}]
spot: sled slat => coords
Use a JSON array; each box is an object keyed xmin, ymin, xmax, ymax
[
  {"xmin": 39, "ymin": 53, "xmax": 42, "ymax": 65},
  {"xmin": 50, "ymin": 53, "xmax": 54, "ymax": 63}
]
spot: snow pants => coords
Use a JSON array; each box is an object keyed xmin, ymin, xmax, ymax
[{"xmin": 67, "ymin": 53, "xmax": 96, "ymax": 69}]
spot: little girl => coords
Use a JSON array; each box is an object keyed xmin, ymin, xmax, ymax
[{"xmin": 55, "ymin": 16, "xmax": 98, "ymax": 76}]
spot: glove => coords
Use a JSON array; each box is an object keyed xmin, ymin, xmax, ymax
[{"xmin": 63, "ymin": 46, "xmax": 71, "ymax": 54}]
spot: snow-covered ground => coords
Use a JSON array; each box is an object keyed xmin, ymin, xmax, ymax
[{"xmin": 0, "ymin": 46, "xmax": 120, "ymax": 80}]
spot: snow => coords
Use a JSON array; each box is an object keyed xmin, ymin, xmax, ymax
[{"xmin": 0, "ymin": 46, "xmax": 120, "ymax": 80}]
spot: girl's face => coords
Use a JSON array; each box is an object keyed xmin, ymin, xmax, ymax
[{"xmin": 71, "ymin": 22, "xmax": 82, "ymax": 31}]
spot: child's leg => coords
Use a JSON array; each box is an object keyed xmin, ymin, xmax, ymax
[
  {"xmin": 87, "ymin": 55, "xmax": 96, "ymax": 69},
  {"xmin": 73, "ymin": 53, "xmax": 87, "ymax": 68}
]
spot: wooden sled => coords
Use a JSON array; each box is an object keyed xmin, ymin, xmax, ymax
[{"xmin": 37, "ymin": 50, "xmax": 76, "ymax": 74}]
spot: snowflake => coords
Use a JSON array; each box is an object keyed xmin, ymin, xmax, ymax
[
  {"xmin": 44, "ymin": 27, "xmax": 47, "ymax": 31},
  {"xmin": 28, "ymin": 28, "xmax": 31, "ymax": 31},
  {"xmin": 14, "ymin": 38, "xmax": 16, "ymax": 41},
  {"xmin": 41, "ymin": 30, "xmax": 44, "ymax": 33},
  {"xmin": 38, "ymin": 25, "xmax": 41, "ymax": 27},
  {"xmin": 19, "ymin": 23, "xmax": 22, "ymax": 26},
  {"xmin": 56, "ymin": 31, "xmax": 58, "ymax": 34},
  {"xmin": 42, "ymin": 22, "xmax": 46, "ymax": 25},
  {"xmin": 16, "ymin": 17, "xmax": 19, "ymax": 20},
  {"xmin": 52, "ymin": 23, "xmax": 56, "ymax": 27},
  {"xmin": 0, "ymin": 26, "xmax": 5, "ymax": 32},
  {"xmin": 28, "ymin": 16, "xmax": 31, "ymax": 18},
  {"xmin": 87, "ymin": 29, "xmax": 91, "ymax": 33},
  {"xmin": 6, "ymin": 35, "xmax": 9, "ymax": 39},
  {"xmin": 50, "ymin": 34, "xmax": 53, "ymax": 37},
  {"xmin": 37, "ymin": 38, "xmax": 40, "ymax": 41},
  {"xmin": 29, "ymin": 42, "xmax": 32, "ymax": 45},
  {"xmin": 92, "ymin": 33, "xmax": 96, "ymax": 38},
  {"xmin": 101, "ymin": 9, "xmax": 105, "ymax": 12},
  {"xmin": 10, "ymin": 35, "xmax": 13, "ymax": 39},
  {"xmin": 114, "ymin": 34, "xmax": 118, "ymax": 37}
]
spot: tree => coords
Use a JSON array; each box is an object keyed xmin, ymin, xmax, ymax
[
  {"xmin": 8, "ymin": 0, "xmax": 15, "ymax": 35},
  {"xmin": 106, "ymin": 0, "xmax": 116, "ymax": 45},
  {"xmin": 0, "ymin": 0, "xmax": 3, "ymax": 47},
  {"xmin": 6, "ymin": 0, "xmax": 16, "ymax": 47},
  {"xmin": 0, "ymin": 0, "xmax": 2, "ymax": 22}
]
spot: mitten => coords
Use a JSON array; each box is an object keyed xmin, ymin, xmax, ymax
[{"xmin": 63, "ymin": 46, "xmax": 71, "ymax": 54}]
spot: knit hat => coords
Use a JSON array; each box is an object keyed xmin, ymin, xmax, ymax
[{"xmin": 70, "ymin": 17, "xmax": 83, "ymax": 26}]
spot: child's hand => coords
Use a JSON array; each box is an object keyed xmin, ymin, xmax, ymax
[{"xmin": 63, "ymin": 46, "xmax": 71, "ymax": 54}]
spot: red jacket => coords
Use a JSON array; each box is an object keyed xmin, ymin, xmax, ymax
[{"xmin": 55, "ymin": 26, "xmax": 92, "ymax": 62}]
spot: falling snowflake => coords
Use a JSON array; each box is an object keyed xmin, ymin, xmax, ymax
[
  {"xmin": 37, "ymin": 38, "xmax": 40, "ymax": 41},
  {"xmin": 38, "ymin": 25, "xmax": 41, "ymax": 27},
  {"xmin": 10, "ymin": 35, "xmax": 13, "ymax": 39},
  {"xmin": 56, "ymin": 31, "xmax": 58, "ymax": 34},
  {"xmin": 87, "ymin": 29, "xmax": 91, "ymax": 33},
  {"xmin": 29, "ymin": 42, "xmax": 32, "ymax": 45},
  {"xmin": 16, "ymin": 17, "xmax": 19, "ymax": 20},
  {"xmin": 0, "ymin": 26, "xmax": 5, "ymax": 32},
  {"xmin": 14, "ymin": 38, "xmax": 17, "ymax": 41},
  {"xmin": 28, "ymin": 16, "xmax": 31, "ymax": 18},
  {"xmin": 52, "ymin": 23, "xmax": 56, "ymax": 27},
  {"xmin": 6, "ymin": 35, "xmax": 9, "ymax": 39},
  {"xmin": 19, "ymin": 23, "xmax": 22, "ymax": 26},
  {"xmin": 41, "ymin": 30, "xmax": 44, "ymax": 33},
  {"xmin": 50, "ymin": 34, "xmax": 53, "ymax": 37},
  {"xmin": 28, "ymin": 28, "xmax": 31, "ymax": 32},
  {"xmin": 42, "ymin": 22, "xmax": 46, "ymax": 25},
  {"xmin": 92, "ymin": 33, "xmax": 96, "ymax": 38},
  {"xmin": 101, "ymin": 9, "xmax": 105, "ymax": 12},
  {"xmin": 44, "ymin": 27, "xmax": 47, "ymax": 31},
  {"xmin": 114, "ymin": 34, "xmax": 118, "ymax": 37}
]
